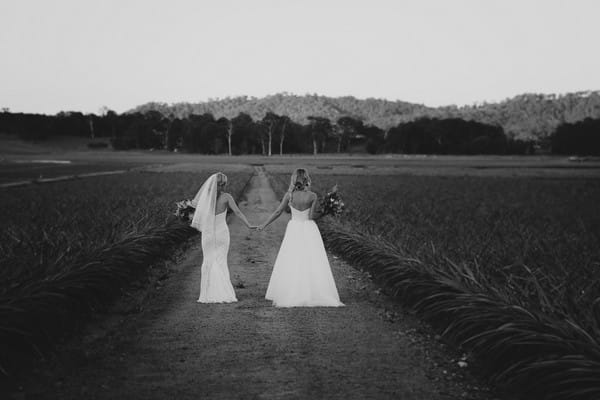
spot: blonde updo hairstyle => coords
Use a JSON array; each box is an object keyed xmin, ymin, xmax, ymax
[
  {"xmin": 288, "ymin": 168, "xmax": 311, "ymax": 193},
  {"xmin": 216, "ymin": 172, "xmax": 228, "ymax": 190}
]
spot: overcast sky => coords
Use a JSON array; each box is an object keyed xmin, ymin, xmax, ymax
[{"xmin": 1, "ymin": 0, "xmax": 599, "ymax": 114}]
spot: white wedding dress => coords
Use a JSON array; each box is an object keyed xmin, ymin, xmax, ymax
[
  {"xmin": 191, "ymin": 173, "xmax": 237, "ymax": 304},
  {"xmin": 198, "ymin": 210, "xmax": 237, "ymax": 303},
  {"xmin": 266, "ymin": 205, "xmax": 344, "ymax": 307}
]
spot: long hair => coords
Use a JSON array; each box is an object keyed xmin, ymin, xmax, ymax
[{"xmin": 288, "ymin": 168, "xmax": 311, "ymax": 192}]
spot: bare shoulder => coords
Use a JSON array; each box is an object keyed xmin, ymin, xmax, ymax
[{"xmin": 217, "ymin": 192, "xmax": 232, "ymax": 204}]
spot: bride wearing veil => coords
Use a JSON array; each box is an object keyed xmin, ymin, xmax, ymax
[{"xmin": 191, "ymin": 172, "xmax": 255, "ymax": 303}]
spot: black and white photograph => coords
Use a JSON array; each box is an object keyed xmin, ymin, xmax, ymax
[{"xmin": 1, "ymin": 0, "xmax": 599, "ymax": 399}]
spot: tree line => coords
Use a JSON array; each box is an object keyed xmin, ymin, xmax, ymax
[
  {"xmin": 3, "ymin": 90, "xmax": 600, "ymax": 154},
  {"xmin": 131, "ymin": 91, "xmax": 600, "ymax": 141},
  {"xmin": 1, "ymin": 109, "xmax": 541, "ymax": 155},
  {"xmin": 550, "ymin": 118, "xmax": 600, "ymax": 156}
]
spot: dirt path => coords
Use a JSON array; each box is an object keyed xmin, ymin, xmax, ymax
[{"xmin": 15, "ymin": 168, "xmax": 499, "ymax": 400}]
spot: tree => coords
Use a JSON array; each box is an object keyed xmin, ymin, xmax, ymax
[
  {"xmin": 551, "ymin": 118, "xmax": 600, "ymax": 155},
  {"xmin": 106, "ymin": 110, "xmax": 118, "ymax": 142},
  {"xmin": 88, "ymin": 115, "xmax": 95, "ymax": 139},
  {"xmin": 256, "ymin": 123, "xmax": 266, "ymax": 155},
  {"xmin": 307, "ymin": 116, "xmax": 331, "ymax": 155},
  {"xmin": 202, "ymin": 122, "xmax": 226, "ymax": 154},
  {"xmin": 330, "ymin": 124, "xmax": 342, "ymax": 153},
  {"xmin": 143, "ymin": 110, "xmax": 167, "ymax": 149},
  {"xmin": 278, "ymin": 115, "xmax": 290, "ymax": 155},
  {"xmin": 261, "ymin": 112, "xmax": 280, "ymax": 156},
  {"xmin": 182, "ymin": 113, "xmax": 215, "ymax": 153},
  {"xmin": 335, "ymin": 116, "xmax": 364, "ymax": 153},
  {"xmin": 217, "ymin": 117, "xmax": 234, "ymax": 156},
  {"xmin": 231, "ymin": 113, "xmax": 255, "ymax": 154},
  {"xmin": 384, "ymin": 117, "xmax": 508, "ymax": 155},
  {"xmin": 54, "ymin": 111, "xmax": 88, "ymax": 137},
  {"xmin": 168, "ymin": 118, "xmax": 184, "ymax": 151},
  {"xmin": 162, "ymin": 113, "xmax": 176, "ymax": 150},
  {"xmin": 363, "ymin": 125, "xmax": 385, "ymax": 154}
]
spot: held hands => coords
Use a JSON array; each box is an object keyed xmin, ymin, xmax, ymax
[{"xmin": 244, "ymin": 220, "xmax": 267, "ymax": 231}]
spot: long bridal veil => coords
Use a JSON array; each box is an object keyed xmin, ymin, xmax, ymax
[
  {"xmin": 191, "ymin": 173, "xmax": 219, "ymax": 275},
  {"xmin": 190, "ymin": 173, "xmax": 218, "ymax": 234}
]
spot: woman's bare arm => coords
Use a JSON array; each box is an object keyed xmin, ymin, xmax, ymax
[
  {"xmin": 225, "ymin": 193, "xmax": 255, "ymax": 229},
  {"xmin": 259, "ymin": 192, "xmax": 291, "ymax": 230}
]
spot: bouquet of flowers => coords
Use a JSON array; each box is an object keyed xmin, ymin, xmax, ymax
[
  {"xmin": 174, "ymin": 199, "xmax": 195, "ymax": 222},
  {"xmin": 320, "ymin": 184, "xmax": 345, "ymax": 217}
]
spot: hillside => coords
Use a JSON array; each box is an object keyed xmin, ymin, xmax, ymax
[
  {"xmin": 131, "ymin": 93, "xmax": 432, "ymax": 127},
  {"xmin": 131, "ymin": 91, "xmax": 600, "ymax": 140}
]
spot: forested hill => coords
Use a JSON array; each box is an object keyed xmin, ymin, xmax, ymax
[
  {"xmin": 131, "ymin": 93, "xmax": 432, "ymax": 129},
  {"xmin": 131, "ymin": 91, "xmax": 600, "ymax": 140}
]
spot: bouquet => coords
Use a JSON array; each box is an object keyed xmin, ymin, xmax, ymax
[
  {"xmin": 320, "ymin": 184, "xmax": 345, "ymax": 217},
  {"xmin": 174, "ymin": 199, "xmax": 195, "ymax": 222}
]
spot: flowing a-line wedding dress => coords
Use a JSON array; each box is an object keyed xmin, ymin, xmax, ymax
[
  {"xmin": 266, "ymin": 205, "xmax": 343, "ymax": 307},
  {"xmin": 191, "ymin": 174, "xmax": 237, "ymax": 303}
]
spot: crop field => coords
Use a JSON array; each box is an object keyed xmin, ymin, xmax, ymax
[
  {"xmin": 2, "ymin": 151, "xmax": 600, "ymax": 397},
  {"xmin": 313, "ymin": 174, "xmax": 600, "ymax": 319},
  {"xmin": 0, "ymin": 167, "xmax": 253, "ymax": 374}
]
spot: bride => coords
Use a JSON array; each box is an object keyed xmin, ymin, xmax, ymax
[
  {"xmin": 191, "ymin": 172, "xmax": 255, "ymax": 303},
  {"xmin": 259, "ymin": 168, "xmax": 344, "ymax": 307}
]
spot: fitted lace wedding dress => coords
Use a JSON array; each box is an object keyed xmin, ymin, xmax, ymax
[
  {"xmin": 191, "ymin": 173, "xmax": 237, "ymax": 303},
  {"xmin": 198, "ymin": 209, "xmax": 237, "ymax": 303}
]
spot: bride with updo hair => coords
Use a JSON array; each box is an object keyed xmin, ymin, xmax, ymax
[{"xmin": 259, "ymin": 168, "xmax": 343, "ymax": 307}]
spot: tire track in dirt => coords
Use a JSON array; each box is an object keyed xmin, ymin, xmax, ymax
[{"xmin": 14, "ymin": 167, "xmax": 498, "ymax": 400}]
